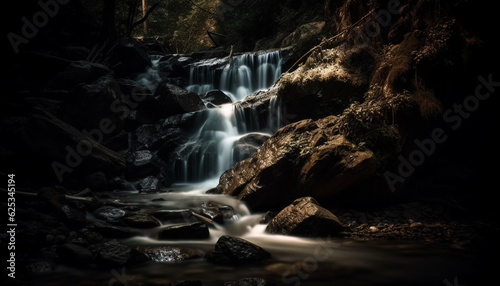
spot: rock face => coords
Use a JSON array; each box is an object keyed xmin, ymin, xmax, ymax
[
  {"xmin": 265, "ymin": 197, "xmax": 343, "ymax": 237},
  {"xmin": 206, "ymin": 235, "xmax": 271, "ymax": 265},
  {"xmin": 215, "ymin": 116, "xmax": 376, "ymax": 211}
]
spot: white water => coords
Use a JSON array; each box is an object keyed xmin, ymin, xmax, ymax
[
  {"xmin": 36, "ymin": 51, "xmax": 480, "ymax": 286},
  {"xmin": 173, "ymin": 51, "xmax": 283, "ymax": 184}
]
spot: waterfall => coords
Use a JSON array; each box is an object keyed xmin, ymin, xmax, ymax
[
  {"xmin": 135, "ymin": 55, "xmax": 162, "ymax": 93},
  {"xmin": 173, "ymin": 51, "xmax": 283, "ymax": 184},
  {"xmin": 186, "ymin": 51, "xmax": 282, "ymax": 102}
]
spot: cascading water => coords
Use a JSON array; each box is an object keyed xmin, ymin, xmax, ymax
[
  {"xmin": 173, "ymin": 51, "xmax": 283, "ymax": 184},
  {"xmin": 186, "ymin": 51, "xmax": 282, "ymax": 102},
  {"xmin": 135, "ymin": 54, "xmax": 162, "ymax": 93}
]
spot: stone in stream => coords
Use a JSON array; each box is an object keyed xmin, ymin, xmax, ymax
[
  {"xmin": 224, "ymin": 278, "xmax": 277, "ymax": 286},
  {"xmin": 155, "ymin": 83, "xmax": 206, "ymax": 117},
  {"xmin": 206, "ymin": 235, "xmax": 271, "ymax": 265},
  {"xmin": 92, "ymin": 221, "xmax": 139, "ymax": 239},
  {"xmin": 202, "ymin": 89, "xmax": 232, "ymax": 106},
  {"xmin": 122, "ymin": 213, "xmax": 161, "ymax": 228},
  {"xmin": 125, "ymin": 150, "xmax": 163, "ymax": 180},
  {"xmin": 90, "ymin": 239, "xmax": 133, "ymax": 266},
  {"xmin": 157, "ymin": 222, "xmax": 209, "ymax": 240},
  {"xmin": 136, "ymin": 246, "xmax": 202, "ymax": 262},
  {"xmin": 200, "ymin": 202, "xmax": 225, "ymax": 224},
  {"xmin": 94, "ymin": 206, "xmax": 127, "ymax": 223},
  {"xmin": 265, "ymin": 197, "xmax": 344, "ymax": 237}
]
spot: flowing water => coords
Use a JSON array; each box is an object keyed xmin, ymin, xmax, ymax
[
  {"xmin": 29, "ymin": 51, "xmax": 488, "ymax": 285},
  {"xmin": 172, "ymin": 51, "xmax": 283, "ymax": 183}
]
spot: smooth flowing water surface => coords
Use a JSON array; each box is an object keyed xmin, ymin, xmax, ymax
[{"xmin": 28, "ymin": 51, "xmax": 489, "ymax": 285}]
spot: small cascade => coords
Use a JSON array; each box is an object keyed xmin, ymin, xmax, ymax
[
  {"xmin": 173, "ymin": 104, "xmax": 243, "ymax": 183},
  {"xmin": 186, "ymin": 51, "xmax": 282, "ymax": 102},
  {"xmin": 135, "ymin": 55, "xmax": 162, "ymax": 93},
  {"xmin": 173, "ymin": 50, "xmax": 284, "ymax": 184}
]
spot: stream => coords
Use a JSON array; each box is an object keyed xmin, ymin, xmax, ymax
[{"xmin": 28, "ymin": 50, "xmax": 489, "ymax": 285}]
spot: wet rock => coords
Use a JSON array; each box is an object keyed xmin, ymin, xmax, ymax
[
  {"xmin": 206, "ymin": 235, "xmax": 271, "ymax": 265},
  {"xmin": 200, "ymin": 202, "xmax": 224, "ymax": 224},
  {"xmin": 157, "ymin": 54, "xmax": 192, "ymax": 79},
  {"xmin": 136, "ymin": 246, "xmax": 202, "ymax": 262},
  {"xmin": 202, "ymin": 90, "xmax": 232, "ymax": 106},
  {"xmin": 126, "ymin": 150, "xmax": 162, "ymax": 180},
  {"xmin": 216, "ymin": 117, "xmax": 376, "ymax": 211},
  {"xmin": 224, "ymin": 278, "xmax": 276, "ymax": 286},
  {"xmin": 94, "ymin": 206, "xmax": 127, "ymax": 223},
  {"xmin": 57, "ymin": 243, "xmax": 93, "ymax": 265},
  {"xmin": 92, "ymin": 221, "xmax": 139, "ymax": 238},
  {"xmin": 266, "ymin": 197, "xmax": 344, "ymax": 237},
  {"xmin": 122, "ymin": 213, "xmax": 161, "ymax": 228},
  {"xmin": 90, "ymin": 239, "xmax": 132, "ymax": 266},
  {"xmin": 155, "ymin": 83, "xmax": 206, "ymax": 117},
  {"xmin": 233, "ymin": 133, "xmax": 271, "ymax": 162},
  {"xmin": 25, "ymin": 261, "xmax": 55, "ymax": 274},
  {"xmin": 157, "ymin": 222, "xmax": 209, "ymax": 240},
  {"xmin": 137, "ymin": 176, "xmax": 160, "ymax": 191}
]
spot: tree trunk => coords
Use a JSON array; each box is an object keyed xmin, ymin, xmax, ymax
[{"xmin": 142, "ymin": 0, "xmax": 149, "ymax": 36}]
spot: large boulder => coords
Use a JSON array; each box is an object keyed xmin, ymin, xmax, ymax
[
  {"xmin": 233, "ymin": 133, "xmax": 271, "ymax": 162},
  {"xmin": 155, "ymin": 83, "xmax": 206, "ymax": 116},
  {"xmin": 215, "ymin": 116, "xmax": 376, "ymax": 211},
  {"xmin": 265, "ymin": 197, "xmax": 344, "ymax": 237},
  {"xmin": 206, "ymin": 235, "xmax": 271, "ymax": 265}
]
